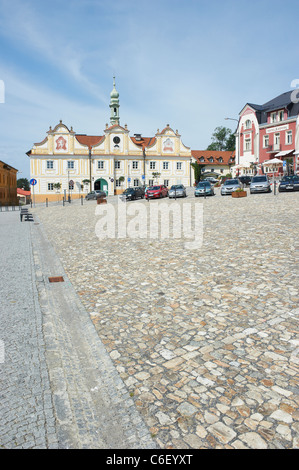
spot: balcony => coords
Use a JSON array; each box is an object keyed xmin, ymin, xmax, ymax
[{"xmin": 267, "ymin": 144, "xmax": 281, "ymax": 153}]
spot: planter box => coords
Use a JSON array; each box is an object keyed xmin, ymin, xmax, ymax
[
  {"xmin": 97, "ymin": 197, "xmax": 107, "ymax": 204},
  {"xmin": 232, "ymin": 191, "xmax": 247, "ymax": 198}
]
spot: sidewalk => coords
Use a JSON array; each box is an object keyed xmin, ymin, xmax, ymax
[
  {"xmin": 0, "ymin": 211, "xmax": 58, "ymax": 448},
  {"xmin": 0, "ymin": 210, "xmax": 157, "ymax": 449}
]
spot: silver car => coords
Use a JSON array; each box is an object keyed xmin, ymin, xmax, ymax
[
  {"xmin": 85, "ymin": 190, "xmax": 106, "ymax": 200},
  {"xmin": 250, "ymin": 175, "xmax": 271, "ymax": 194},
  {"xmin": 168, "ymin": 184, "xmax": 186, "ymax": 198},
  {"xmin": 221, "ymin": 178, "xmax": 241, "ymax": 196}
]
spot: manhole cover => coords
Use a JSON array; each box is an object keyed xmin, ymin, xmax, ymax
[{"xmin": 48, "ymin": 276, "xmax": 64, "ymax": 283}]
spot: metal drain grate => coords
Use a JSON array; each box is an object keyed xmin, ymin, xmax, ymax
[{"xmin": 48, "ymin": 276, "xmax": 64, "ymax": 283}]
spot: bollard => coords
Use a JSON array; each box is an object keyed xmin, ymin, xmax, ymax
[
  {"xmin": 46, "ymin": 198, "xmax": 48, "ymax": 207},
  {"xmin": 81, "ymin": 195, "xmax": 83, "ymax": 205},
  {"xmin": 63, "ymin": 197, "xmax": 65, "ymax": 206}
]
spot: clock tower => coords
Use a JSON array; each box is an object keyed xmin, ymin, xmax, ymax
[{"xmin": 110, "ymin": 76, "xmax": 120, "ymax": 126}]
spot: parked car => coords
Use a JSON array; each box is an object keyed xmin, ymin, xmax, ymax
[
  {"xmin": 203, "ymin": 177, "xmax": 218, "ymax": 184},
  {"xmin": 120, "ymin": 187, "xmax": 145, "ymax": 200},
  {"xmin": 195, "ymin": 181, "xmax": 215, "ymax": 197},
  {"xmin": 85, "ymin": 190, "xmax": 106, "ymax": 200},
  {"xmin": 221, "ymin": 178, "xmax": 241, "ymax": 196},
  {"xmin": 278, "ymin": 175, "xmax": 299, "ymax": 192},
  {"xmin": 239, "ymin": 175, "xmax": 252, "ymax": 186},
  {"xmin": 145, "ymin": 185, "xmax": 168, "ymax": 199},
  {"xmin": 168, "ymin": 184, "xmax": 186, "ymax": 198},
  {"xmin": 250, "ymin": 175, "xmax": 271, "ymax": 194}
]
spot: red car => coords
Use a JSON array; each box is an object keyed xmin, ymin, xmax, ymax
[{"xmin": 145, "ymin": 185, "xmax": 168, "ymax": 199}]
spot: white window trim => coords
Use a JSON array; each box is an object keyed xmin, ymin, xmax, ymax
[
  {"xmin": 285, "ymin": 130, "xmax": 292, "ymax": 145},
  {"xmin": 263, "ymin": 135, "xmax": 269, "ymax": 148}
]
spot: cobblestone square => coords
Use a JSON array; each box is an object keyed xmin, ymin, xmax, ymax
[{"xmin": 32, "ymin": 187, "xmax": 299, "ymax": 449}]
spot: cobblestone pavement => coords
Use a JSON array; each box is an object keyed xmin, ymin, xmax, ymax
[
  {"xmin": 0, "ymin": 210, "xmax": 157, "ymax": 449},
  {"xmin": 0, "ymin": 211, "xmax": 58, "ymax": 449},
  {"xmin": 32, "ymin": 187, "xmax": 299, "ymax": 449}
]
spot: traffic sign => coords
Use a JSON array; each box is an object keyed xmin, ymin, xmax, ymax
[
  {"xmin": 128, "ymin": 177, "xmax": 131, "ymax": 182},
  {"xmin": 30, "ymin": 178, "xmax": 37, "ymax": 186}
]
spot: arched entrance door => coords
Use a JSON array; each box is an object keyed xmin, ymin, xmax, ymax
[{"xmin": 94, "ymin": 178, "xmax": 108, "ymax": 195}]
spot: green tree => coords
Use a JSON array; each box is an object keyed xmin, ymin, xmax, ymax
[
  {"xmin": 207, "ymin": 126, "xmax": 235, "ymax": 151},
  {"xmin": 191, "ymin": 162, "xmax": 206, "ymax": 183},
  {"xmin": 17, "ymin": 178, "xmax": 30, "ymax": 191}
]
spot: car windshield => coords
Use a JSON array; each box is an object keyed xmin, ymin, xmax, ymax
[
  {"xmin": 224, "ymin": 179, "xmax": 239, "ymax": 185},
  {"xmin": 197, "ymin": 182, "xmax": 210, "ymax": 187},
  {"xmin": 170, "ymin": 185, "xmax": 183, "ymax": 189},
  {"xmin": 252, "ymin": 176, "xmax": 267, "ymax": 182},
  {"xmin": 150, "ymin": 186, "xmax": 160, "ymax": 190},
  {"xmin": 124, "ymin": 188, "xmax": 134, "ymax": 193}
]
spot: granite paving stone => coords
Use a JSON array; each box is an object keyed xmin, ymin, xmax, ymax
[{"xmin": 30, "ymin": 187, "xmax": 299, "ymax": 449}]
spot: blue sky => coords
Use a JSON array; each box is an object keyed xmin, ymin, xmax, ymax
[{"xmin": 0, "ymin": 0, "xmax": 298, "ymax": 179}]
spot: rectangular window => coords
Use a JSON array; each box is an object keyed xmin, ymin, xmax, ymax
[
  {"xmin": 48, "ymin": 183, "xmax": 54, "ymax": 191},
  {"xmin": 278, "ymin": 110, "xmax": 284, "ymax": 121},
  {"xmin": 164, "ymin": 180, "xmax": 169, "ymax": 187},
  {"xmin": 148, "ymin": 179, "xmax": 154, "ymax": 186},
  {"xmin": 176, "ymin": 162, "xmax": 182, "ymax": 170},
  {"xmin": 132, "ymin": 161, "xmax": 138, "ymax": 169},
  {"xmin": 98, "ymin": 161, "xmax": 104, "ymax": 169},
  {"xmin": 270, "ymin": 112, "xmax": 277, "ymax": 123},
  {"xmin": 115, "ymin": 179, "xmax": 121, "ymax": 187},
  {"xmin": 150, "ymin": 161, "xmax": 156, "ymax": 170},
  {"xmin": 47, "ymin": 160, "xmax": 54, "ymax": 169},
  {"xmin": 115, "ymin": 161, "xmax": 121, "ymax": 169},
  {"xmin": 163, "ymin": 162, "xmax": 169, "ymax": 170},
  {"xmin": 245, "ymin": 138, "xmax": 251, "ymax": 151},
  {"xmin": 133, "ymin": 179, "xmax": 139, "ymax": 187},
  {"xmin": 263, "ymin": 135, "xmax": 269, "ymax": 148},
  {"xmin": 286, "ymin": 130, "xmax": 292, "ymax": 145},
  {"xmin": 274, "ymin": 133, "xmax": 280, "ymax": 150},
  {"xmin": 67, "ymin": 161, "xmax": 74, "ymax": 169}
]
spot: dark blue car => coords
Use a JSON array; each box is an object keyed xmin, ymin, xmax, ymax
[{"xmin": 278, "ymin": 176, "xmax": 299, "ymax": 192}]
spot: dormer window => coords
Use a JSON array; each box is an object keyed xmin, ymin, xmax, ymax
[
  {"xmin": 218, "ymin": 157, "xmax": 223, "ymax": 163},
  {"xmin": 200, "ymin": 157, "xmax": 205, "ymax": 162},
  {"xmin": 270, "ymin": 112, "xmax": 277, "ymax": 123},
  {"xmin": 209, "ymin": 157, "xmax": 214, "ymax": 162}
]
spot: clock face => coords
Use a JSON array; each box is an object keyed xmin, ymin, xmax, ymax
[{"xmin": 113, "ymin": 136, "xmax": 120, "ymax": 144}]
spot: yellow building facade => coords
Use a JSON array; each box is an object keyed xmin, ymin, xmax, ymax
[
  {"xmin": 0, "ymin": 160, "xmax": 18, "ymax": 205},
  {"xmin": 27, "ymin": 80, "xmax": 193, "ymax": 202}
]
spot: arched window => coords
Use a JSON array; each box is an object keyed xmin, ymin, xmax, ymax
[{"xmin": 245, "ymin": 119, "xmax": 251, "ymax": 129}]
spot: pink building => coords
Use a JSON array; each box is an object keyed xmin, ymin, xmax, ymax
[{"xmin": 235, "ymin": 91, "xmax": 299, "ymax": 177}]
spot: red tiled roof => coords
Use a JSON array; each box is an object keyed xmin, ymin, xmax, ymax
[
  {"xmin": 17, "ymin": 188, "xmax": 31, "ymax": 196},
  {"xmin": 130, "ymin": 136, "xmax": 156, "ymax": 148},
  {"xmin": 191, "ymin": 150, "xmax": 235, "ymax": 165},
  {"xmin": 75, "ymin": 135, "xmax": 104, "ymax": 148}
]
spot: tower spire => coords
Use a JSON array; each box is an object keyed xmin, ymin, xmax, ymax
[{"xmin": 110, "ymin": 76, "xmax": 120, "ymax": 125}]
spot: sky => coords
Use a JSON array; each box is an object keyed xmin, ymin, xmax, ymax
[{"xmin": 0, "ymin": 0, "xmax": 298, "ymax": 179}]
